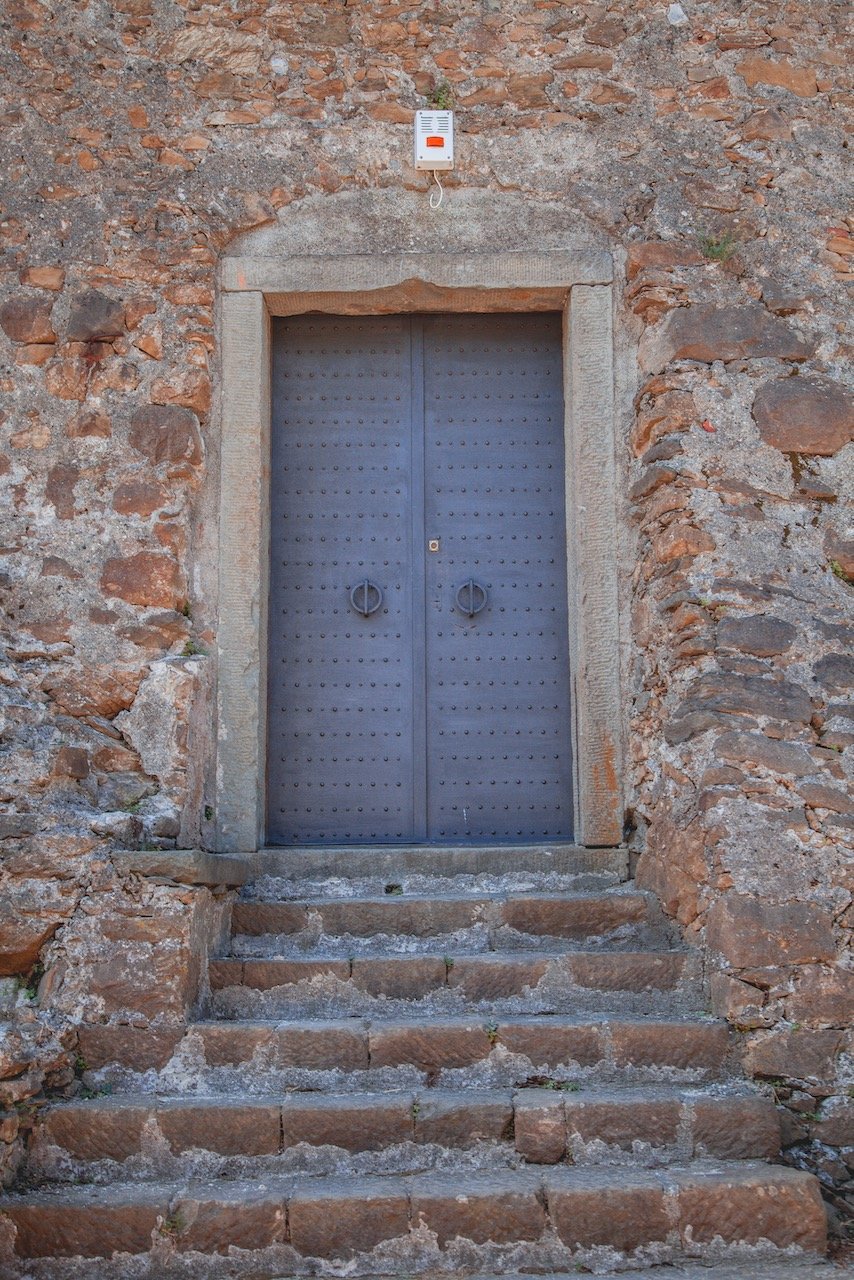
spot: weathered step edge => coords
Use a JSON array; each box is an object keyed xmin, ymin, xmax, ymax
[
  {"xmin": 77, "ymin": 1015, "xmax": 732, "ymax": 1080},
  {"xmin": 2, "ymin": 1164, "xmax": 827, "ymax": 1261},
  {"xmin": 252, "ymin": 842, "xmax": 629, "ymax": 880},
  {"xmin": 29, "ymin": 1087, "xmax": 781, "ymax": 1169}
]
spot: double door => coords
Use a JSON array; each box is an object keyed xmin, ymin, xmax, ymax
[{"xmin": 267, "ymin": 312, "xmax": 574, "ymax": 844}]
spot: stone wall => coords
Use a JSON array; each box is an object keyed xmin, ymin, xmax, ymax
[{"xmin": 0, "ymin": 0, "xmax": 851, "ymax": 1221}]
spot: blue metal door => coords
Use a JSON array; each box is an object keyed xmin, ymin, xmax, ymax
[{"xmin": 267, "ymin": 313, "xmax": 573, "ymax": 844}]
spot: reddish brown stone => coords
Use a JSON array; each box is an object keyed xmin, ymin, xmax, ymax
[
  {"xmin": 691, "ymin": 1096, "xmax": 780, "ymax": 1159},
  {"xmin": 53, "ymin": 746, "xmax": 88, "ymax": 779},
  {"xmin": 549, "ymin": 1180, "xmax": 669, "ymax": 1251},
  {"xmin": 610, "ymin": 1021, "xmax": 729, "ymax": 1071},
  {"xmin": 507, "ymin": 73, "xmax": 552, "ymax": 108},
  {"xmin": 158, "ymin": 1101, "xmax": 280, "ymax": 1155},
  {"xmin": 39, "ymin": 1102, "xmax": 148, "ymax": 1160},
  {"xmin": 499, "ymin": 894, "xmax": 648, "ymax": 937},
  {"xmin": 65, "ymin": 290, "xmax": 125, "ymax": 341},
  {"xmin": 20, "ymin": 266, "xmax": 65, "ymax": 290},
  {"xmin": 351, "ymin": 956, "xmax": 446, "ymax": 998},
  {"xmin": 289, "ymin": 1184, "xmax": 409, "ymax": 1258},
  {"xmin": 0, "ymin": 296, "xmax": 56, "ymax": 343},
  {"xmin": 753, "ymin": 375, "xmax": 853, "ymax": 457},
  {"xmin": 45, "ymin": 463, "xmax": 79, "ymax": 520},
  {"xmin": 66, "ymin": 408, "xmax": 111, "ymax": 438},
  {"xmin": 498, "ymin": 1020, "xmax": 605, "ymax": 1068},
  {"xmin": 716, "ymin": 614, "xmax": 796, "ymax": 656},
  {"xmin": 282, "ymin": 1095, "xmax": 412, "ymax": 1151},
  {"xmin": 714, "ymin": 730, "xmax": 813, "ymax": 776},
  {"xmin": 369, "ymin": 1022, "xmax": 491, "ymax": 1070},
  {"xmin": 786, "ymin": 964, "xmax": 854, "ymax": 1028},
  {"xmin": 41, "ymin": 669, "xmax": 140, "ymax": 718},
  {"xmin": 568, "ymin": 952, "xmax": 686, "ymax": 992},
  {"xmin": 651, "ymin": 523, "xmax": 716, "ymax": 563},
  {"xmin": 513, "ymin": 1092, "xmax": 566, "ymax": 1162},
  {"xmin": 706, "ymin": 895, "xmax": 835, "ymax": 967},
  {"xmin": 677, "ymin": 1168, "xmax": 826, "ymax": 1248},
  {"xmin": 76, "ymin": 1025, "xmax": 183, "ymax": 1071},
  {"xmin": 564, "ymin": 1096, "xmax": 679, "ymax": 1150},
  {"xmin": 736, "ymin": 55, "xmax": 818, "ymax": 98},
  {"xmin": 174, "ymin": 1192, "xmax": 285, "ymax": 1252},
  {"xmin": 129, "ymin": 404, "xmax": 203, "ymax": 467},
  {"xmin": 447, "ymin": 955, "xmax": 549, "ymax": 999},
  {"xmin": 100, "ymin": 551, "xmax": 184, "ymax": 608},
  {"xmin": 0, "ymin": 918, "xmax": 59, "ymax": 976},
  {"xmin": 415, "ymin": 1093, "xmax": 513, "ymax": 1146},
  {"xmin": 151, "ymin": 368, "xmax": 211, "ymax": 417},
  {"xmin": 112, "ymin": 479, "xmax": 170, "ymax": 517},
  {"xmin": 230, "ymin": 902, "xmax": 308, "ymax": 935},
  {"xmin": 412, "ymin": 1173, "xmax": 546, "ymax": 1245},
  {"xmin": 745, "ymin": 1028, "xmax": 844, "ymax": 1081},
  {"xmin": 641, "ymin": 303, "xmax": 812, "ymax": 373},
  {"xmin": 741, "ymin": 107, "xmax": 792, "ymax": 141},
  {"xmin": 8, "ymin": 1197, "xmax": 165, "ymax": 1258},
  {"xmin": 239, "ymin": 957, "xmax": 351, "ymax": 989}
]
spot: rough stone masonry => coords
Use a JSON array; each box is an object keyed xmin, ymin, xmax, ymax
[{"xmin": 0, "ymin": 0, "xmax": 851, "ymax": 1239}]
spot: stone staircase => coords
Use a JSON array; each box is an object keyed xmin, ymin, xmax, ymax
[{"xmin": 2, "ymin": 844, "xmax": 829, "ymax": 1278}]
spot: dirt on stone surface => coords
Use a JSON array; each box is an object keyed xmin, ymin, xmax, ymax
[{"xmin": 0, "ymin": 0, "xmax": 851, "ymax": 1231}]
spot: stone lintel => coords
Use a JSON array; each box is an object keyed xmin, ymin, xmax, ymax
[{"xmin": 223, "ymin": 249, "xmax": 613, "ymax": 304}]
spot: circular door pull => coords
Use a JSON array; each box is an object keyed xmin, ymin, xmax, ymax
[
  {"xmin": 349, "ymin": 579, "xmax": 384, "ymax": 617},
  {"xmin": 455, "ymin": 578, "xmax": 488, "ymax": 617}
]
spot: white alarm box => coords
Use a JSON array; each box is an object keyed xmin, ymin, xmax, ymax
[{"xmin": 414, "ymin": 110, "xmax": 454, "ymax": 170}]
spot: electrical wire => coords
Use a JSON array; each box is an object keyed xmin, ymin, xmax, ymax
[{"xmin": 429, "ymin": 169, "xmax": 444, "ymax": 210}]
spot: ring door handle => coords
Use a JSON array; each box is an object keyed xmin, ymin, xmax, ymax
[
  {"xmin": 455, "ymin": 578, "xmax": 488, "ymax": 617},
  {"xmin": 349, "ymin": 579, "xmax": 384, "ymax": 617}
]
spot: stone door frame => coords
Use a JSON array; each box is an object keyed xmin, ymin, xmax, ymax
[{"xmin": 216, "ymin": 250, "xmax": 623, "ymax": 854}]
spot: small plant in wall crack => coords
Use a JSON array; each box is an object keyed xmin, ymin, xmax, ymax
[
  {"xmin": 697, "ymin": 225, "xmax": 739, "ymax": 263},
  {"xmin": 429, "ymin": 79, "xmax": 454, "ymax": 110}
]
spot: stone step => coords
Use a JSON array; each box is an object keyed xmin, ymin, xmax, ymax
[
  {"xmin": 211, "ymin": 950, "xmax": 693, "ymax": 997},
  {"xmin": 77, "ymin": 1015, "xmax": 731, "ymax": 1091},
  {"xmin": 28, "ymin": 1087, "xmax": 780, "ymax": 1181},
  {"xmin": 252, "ymin": 841, "xmax": 629, "ymax": 882},
  {"xmin": 231, "ymin": 888, "xmax": 669, "ymax": 944},
  {"xmin": 208, "ymin": 949, "xmax": 701, "ymax": 1019},
  {"xmin": 2, "ymin": 1164, "xmax": 826, "ymax": 1262}
]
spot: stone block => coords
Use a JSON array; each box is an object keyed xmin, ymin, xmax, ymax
[
  {"xmin": 0, "ymin": 296, "xmax": 55, "ymax": 344},
  {"xmin": 282, "ymin": 1095, "xmax": 412, "ymax": 1151},
  {"xmin": 564, "ymin": 1096, "xmax": 679, "ymax": 1150},
  {"xmin": 369, "ymin": 1022, "xmax": 491, "ymax": 1070},
  {"xmin": 351, "ymin": 956, "xmax": 447, "ymax": 999},
  {"xmin": 499, "ymin": 894, "xmax": 647, "ymax": 937},
  {"xmin": 129, "ymin": 404, "xmax": 203, "ymax": 466},
  {"xmin": 745, "ymin": 1028, "xmax": 844, "ymax": 1082},
  {"xmin": 39, "ymin": 1102, "xmax": 149, "ymax": 1161},
  {"xmin": 174, "ymin": 1192, "xmax": 285, "ymax": 1252},
  {"xmin": 714, "ymin": 730, "xmax": 813, "ymax": 777},
  {"xmin": 65, "ymin": 290, "xmax": 125, "ymax": 341},
  {"xmin": 8, "ymin": 1196, "xmax": 165, "ymax": 1258},
  {"xmin": 100, "ymin": 552, "xmax": 184, "ymax": 609},
  {"xmin": 753, "ymin": 375, "xmax": 853, "ymax": 456},
  {"xmin": 239, "ymin": 958, "xmax": 350, "ymax": 990},
  {"xmin": 158, "ymin": 1101, "xmax": 280, "ymax": 1155},
  {"xmin": 706, "ymin": 895, "xmax": 835, "ymax": 967},
  {"xmin": 568, "ymin": 952, "xmax": 686, "ymax": 991},
  {"xmin": 76, "ymin": 1026, "xmax": 183, "ymax": 1072},
  {"xmin": 231, "ymin": 902, "xmax": 307, "ymax": 934},
  {"xmin": 548, "ymin": 1179, "xmax": 670, "ymax": 1251},
  {"xmin": 609, "ymin": 1021, "xmax": 729, "ymax": 1071},
  {"xmin": 447, "ymin": 955, "xmax": 549, "ymax": 999},
  {"xmin": 497, "ymin": 1020, "xmax": 605, "ymax": 1068},
  {"xmin": 415, "ymin": 1092, "xmax": 513, "ymax": 1145},
  {"xmin": 691, "ymin": 1096, "xmax": 780, "ymax": 1159},
  {"xmin": 513, "ymin": 1090, "xmax": 566, "ymax": 1162},
  {"xmin": 716, "ymin": 614, "xmax": 796, "ymax": 656},
  {"xmin": 786, "ymin": 964, "xmax": 854, "ymax": 1028},
  {"xmin": 677, "ymin": 1167, "xmax": 826, "ymax": 1249},
  {"xmin": 411, "ymin": 1173, "xmax": 546, "ymax": 1245},
  {"xmin": 640, "ymin": 302, "xmax": 812, "ymax": 374},
  {"xmin": 288, "ymin": 1182, "xmax": 408, "ymax": 1258}
]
